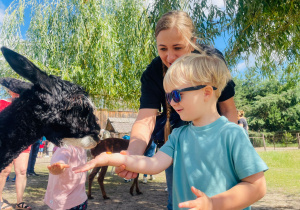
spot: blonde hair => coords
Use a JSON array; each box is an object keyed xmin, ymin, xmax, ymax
[
  {"xmin": 156, "ymin": 11, "xmax": 204, "ymax": 142},
  {"xmin": 155, "ymin": 10, "xmax": 201, "ymax": 52},
  {"xmin": 163, "ymin": 53, "xmax": 231, "ymax": 98},
  {"xmin": 238, "ymin": 110, "xmax": 245, "ymax": 117}
]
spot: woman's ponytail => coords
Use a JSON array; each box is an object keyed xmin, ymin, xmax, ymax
[{"xmin": 163, "ymin": 63, "xmax": 171, "ymax": 143}]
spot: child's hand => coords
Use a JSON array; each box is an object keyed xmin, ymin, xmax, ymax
[
  {"xmin": 178, "ymin": 186, "xmax": 213, "ymax": 210},
  {"xmin": 47, "ymin": 162, "xmax": 70, "ymax": 175},
  {"xmin": 73, "ymin": 152, "xmax": 111, "ymax": 173}
]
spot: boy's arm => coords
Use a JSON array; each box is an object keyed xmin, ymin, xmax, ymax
[
  {"xmin": 179, "ymin": 172, "xmax": 266, "ymax": 210},
  {"xmin": 122, "ymin": 151, "xmax": 172, "ymax": 174},
  {"xmin": 211, "ymin": 172, "xmax": 266, "ymax": 209},
  {"xmin": 73, "ymin": 151, "xmax": 172, "ymax": 175}
]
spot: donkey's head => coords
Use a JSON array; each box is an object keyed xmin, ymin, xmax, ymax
[{"xmin": 0, "ymin": 47, "xmax": 100, "ymax": 149}]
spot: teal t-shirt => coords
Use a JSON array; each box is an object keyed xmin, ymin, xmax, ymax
[{"xmin": 160, "ymin": 116, "xmax": 268, "ymax": 210}]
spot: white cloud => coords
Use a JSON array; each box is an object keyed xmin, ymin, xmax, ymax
[
  {"xmin": 234, "ymin": 53, "xmax": 256, "ymax": 73},
  {"xmin": 210, "ymin": 0, "xmax": 225, "ymax": 9},
  {"xmin": 246, "ymin": 53, "xmax": 256, "ymax": 67},
  {"xmin": 236, "ymin": 62, "xmax": 246, "ymax": 71},
  {"xmin": 0, "ymin": 2, "xmax": 6, "ymax": 25}
]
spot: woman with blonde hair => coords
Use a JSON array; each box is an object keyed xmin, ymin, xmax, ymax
[
  {"xmin": 116, "ymin": 10, "xmax": 238, "ymax": 209},
  {"xmin": 238, "ymin": 110, "xmax": 249, "ymax": 133}
]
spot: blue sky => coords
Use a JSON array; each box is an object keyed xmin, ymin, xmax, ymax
[{"xmin": 0, "ymin": 0, "xmax": 250, "ymax": 76}]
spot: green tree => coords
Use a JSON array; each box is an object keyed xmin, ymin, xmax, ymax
[
  {"xmin": 1, "ymin": 0, "xmax": 299, "ymax": 110},
  {"xmin": 150, "ymin": 0, "xmax": 300, "ymax": 77},
  {"xmin": 235, "ymin": 72, "xmax": 300, "ymax": 132},
  {"xmin": 0, "ymin": 0, "xmax": 155, "ymax": 109},
  {"xmin": 224, "ymin": 0, "xmax": 300, "ymax": 76},
  {"xmin": 0, "ymin": 0, "xmax": 234, "ymax": 109}
]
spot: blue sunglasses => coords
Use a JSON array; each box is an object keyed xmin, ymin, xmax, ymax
[{"xmin": 165, "ymin": 85, "xmax": 217, "ymax": 104}]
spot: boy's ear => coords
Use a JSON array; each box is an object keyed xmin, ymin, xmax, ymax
[{"xmin": 203, "ymin": 86, "xmax": 213, "ymax": 101}]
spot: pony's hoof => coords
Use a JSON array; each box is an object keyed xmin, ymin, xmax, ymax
[{"xmin": 88, "ymin": 196, "xmax": 94, "ymax": 200}]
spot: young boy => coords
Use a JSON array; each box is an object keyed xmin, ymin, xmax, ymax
[{"xmin": 74, "ymin": 53, "xmax": 268, "ymax": 210}]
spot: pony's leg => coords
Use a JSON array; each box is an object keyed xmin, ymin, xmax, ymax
[
  {"xmin": 88, "ymin": 167, "xmax": 101, "ymax": 199},
  {"xmin": 98, "ymin": 166, "xmax": 109, "ymax": 199},
  {"xmin": 130, "ymin": 173, "xmax": 142, "ymax": 196}
]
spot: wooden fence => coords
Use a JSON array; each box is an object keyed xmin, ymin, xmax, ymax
[
  {"xmin": 249, "ymin": 132, "xmax": 300, "ymax": 151},
  {"xmin": 249, "ymin": 134, "xmax": 266, "ymax": 151},
  {"xmin": 94, "ymin": 108, "xmax": 138, "ymax": 130}
]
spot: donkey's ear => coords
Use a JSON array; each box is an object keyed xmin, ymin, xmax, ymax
[
  {"xmin": 0, "ymin": 77, "xmax": 33, "ymax": 94},
  {"xmin": 1, "ymin": 47, "xmax": 53, "ymax": 93}
]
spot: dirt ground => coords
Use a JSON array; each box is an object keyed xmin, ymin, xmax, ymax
[{"xmin": 2, "ymin": 153, "xmax": 300, "ymax": 210}]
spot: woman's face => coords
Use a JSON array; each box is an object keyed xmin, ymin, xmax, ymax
[
  {"xmin": 8, "ymin": 90, "xmax": 19, "ymax": 98},
  {"xmin": 156, "ymin": 27, "xmax": 194, "ymax": 68}
]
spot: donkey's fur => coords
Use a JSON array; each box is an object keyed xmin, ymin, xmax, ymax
[{"xmin": 0, "ymin": 47, "xmax": 100, "ymax": 171}]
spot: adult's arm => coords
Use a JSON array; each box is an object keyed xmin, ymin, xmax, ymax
[
  {"xmin": 218, "ymin": 97, "xmax": 238, "ymax": 124},
  {"xmin": 127, "ymin": 108, "xmax": 157, "ymax": 155},
  {"xmin": 116, "ymin": 108, "xmax": 157, "ymax": 179}
]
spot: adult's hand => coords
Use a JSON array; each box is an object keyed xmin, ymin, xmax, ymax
[{"xmin": 115, "ymin": 150, "xmax": 138, "ymax": 179}]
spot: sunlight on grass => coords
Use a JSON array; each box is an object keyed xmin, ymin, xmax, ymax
[{"xmin": 258, "ymin": 150, "xmax": 300, "ymax": 195}]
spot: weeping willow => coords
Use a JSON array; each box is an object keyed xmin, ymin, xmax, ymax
[
  {"xmin": 4, "ymin": 0, "xmax": 296, "ymax": 109},
  {"xmin": 0, "ymin": 0, "xmax": 156, "ymax": 109},
  {"xmin": 0, "ymin": 0, "xmax": 229, "ymax": 109}
]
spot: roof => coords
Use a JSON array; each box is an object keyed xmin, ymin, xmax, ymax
[{"xmin": 106, "ymin": 117, "xmax": 136, "ymax": 133}]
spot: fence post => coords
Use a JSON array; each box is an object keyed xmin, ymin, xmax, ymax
[
  {"xmin": 297, "ymin": 133, "xmax": 300, "ymax": 149},
  {"xmin": 262, "ymin": 133, "xmax": 266, "ymax": 151},
  {"xmin": 284, "ymin": 131, "xmax": 287, "ymax": 147},
  {"xmin": 272, "ymin": 135, "xmax": 275, "ymax": 150}
]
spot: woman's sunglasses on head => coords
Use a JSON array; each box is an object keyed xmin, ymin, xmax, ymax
[{"xmin": 165, "ymin": 85, "xmax": 217, "ymax": 104}]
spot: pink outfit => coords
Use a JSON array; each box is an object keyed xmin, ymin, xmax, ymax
[
  {"xmin": 52, "ymin": 146, "xmax": 58, "ymax": 153},
  {"xmin": 44, "ymin": 145, "xmax": 87, "ymax": 210}
]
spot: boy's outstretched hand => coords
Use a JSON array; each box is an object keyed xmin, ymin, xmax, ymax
[
  {"xmin": 72, "ymin": 152, "xmax": 111, "ymax": 173},
  {"xmin": 47, "ymin": 162, "xmax": 70, "ymax": 175},
  {"xmin": 178, "ymin": 186, "xmax": 213, "ymax": 210}
]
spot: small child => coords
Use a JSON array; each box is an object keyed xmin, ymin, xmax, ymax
[
  {"xmin": 44, "ymin": 144, "xmax": 88, "ymax": 210},
  {"xmin": 38, "ymin": 137, "xmax": 46, "ymax": 158},
  {"xmin": 73, "ymin": 53, "xmax": 268, "ymax": 210}
]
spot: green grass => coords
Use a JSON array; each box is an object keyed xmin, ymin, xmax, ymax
[{"xmin": 258, "ymin": 150, "xmax": 300, "ymax": 195}]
